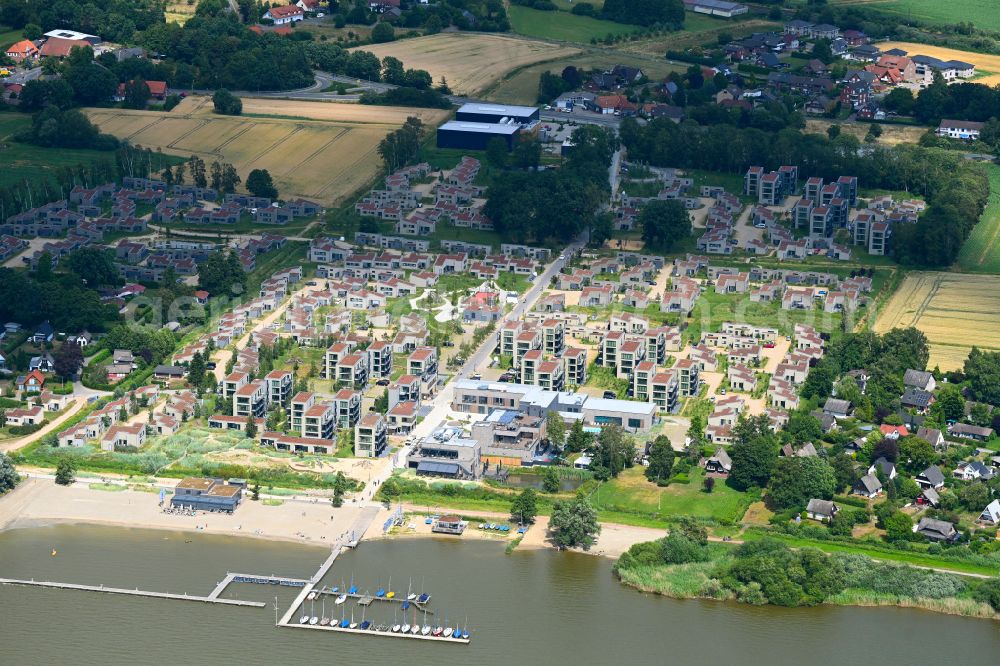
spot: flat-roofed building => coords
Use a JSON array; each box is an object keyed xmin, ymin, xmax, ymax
[
  {"xmin": 407, "ymin": 425, "xmax": 482, "ymax": 479},
  {"xmin": 171, "ymin": 477, "xmax": 243, "ymax": 513},
  {"xmin": 473, "ymin": 409, "xmax": 546, "ymax": 467}
]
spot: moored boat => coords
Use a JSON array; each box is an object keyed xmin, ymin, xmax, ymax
[{"xmin": 335, "ymin": 594, "xmax": 347, "ymax": 605}]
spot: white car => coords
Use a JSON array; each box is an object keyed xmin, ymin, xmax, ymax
[{"xmin": 558, "ymin": 254, "xmax": 565, "ymax": 260}]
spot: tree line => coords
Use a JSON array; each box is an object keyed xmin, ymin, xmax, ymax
[{"xmin": 618, "ymin": 118, "xmax": 989, "ymax": 266}]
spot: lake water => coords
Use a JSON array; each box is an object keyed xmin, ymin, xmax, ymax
[{"xmin": 1, "ymin": 524, "xmax": 998, "ymax": 665}]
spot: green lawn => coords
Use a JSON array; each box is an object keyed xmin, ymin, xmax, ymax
[
  {"xmin": 0, "ymin": 114, "xmax": 120, "ymax": 189},
  {"xmin": 865, "ymin": 0, "xmax": 1000, "ymax": 32},
  {"xmin": 955, "ymin": 163, "xmax": 1000, "ymax": 273},
  {"xmin": 507, "ymin": 6, "xmax": 640, "ymax": 43},
  {"xmin": 590, "ymin": 466, "xmax": 753, "ymax": 524},
  {"xmin": 0, "ymin": 26, "xmax": 21, "ymax": 51}
]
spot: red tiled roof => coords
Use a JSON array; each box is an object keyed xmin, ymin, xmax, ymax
[{"xmin": 39, "ymin": 37, "xmax": 88, "ymax": 58}]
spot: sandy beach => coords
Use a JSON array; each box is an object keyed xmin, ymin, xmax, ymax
[
  {"xmin": 0, "ymin": 478, "xmax": 372, "ymax": 548},
  {"xmin": 1, "ymin": 479, "xmax": 666, "ymax": 560},
  {"xmin": 363, "ymin": 503, "xmax": 666, "ymax": 559}
]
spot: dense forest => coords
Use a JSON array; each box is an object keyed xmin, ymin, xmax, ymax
[
  {"xmin": 483, "ymin": 125, "xmax": 616, "ymax": 245},
  {"xmin": 618, "ymin": 119, "xmax": 989, "ymax": 267}
]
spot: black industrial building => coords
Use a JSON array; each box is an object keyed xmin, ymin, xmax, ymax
[
  {"xmin": 436, "ymin": 121, "xmax": 521, "ymax": 151},
  {"xmin": 454, "ymin": 103, "xmax": 540, "ymax": 125}
]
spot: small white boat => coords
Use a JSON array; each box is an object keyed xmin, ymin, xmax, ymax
[
  {"xmin": 407, "ymin": 593, "xmax": 416, "ymax": 600},
  {"xmin": 444, "ymin": 628, "xmax": 453, "ymax": 637},
  {"xmin": 320, "ymin": 618, "xmax": 330, "ymax": 626},
  {"xmin": 421, "ymin": 625, "xmax": 431, "ymax": 636},
  {"xmin": 299, "ymin": 615, "xmax": 310, "ymax": 624},
  {"xmin": 410, "ymin": 625, "xmax": 420, "ymax": 635},
  {"xmin": 334, "ymin": 594, "xmax": 347, "ymax": 605},
  {"xmin": 309, "ymin": 616, "xmax": 319, "ymax": 625},
  {"xmin": 401, "ymin": 623, "xmax": 410, "ymax": 633},
  {"xmin": 392, "ymin": 624, "xmax": 401, "ymax": 633},
  {"xmin": 307, "ymin": 591, "xmax": 316, "ymax": 601},
  {"xmin": 350, "ymin": 621, "xmax": 358, "ymax": 629}
]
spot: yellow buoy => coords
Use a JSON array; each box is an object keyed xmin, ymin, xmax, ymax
[{"xmin": 51, "ymin": 549, "xmax": 57, "ymax": 557}]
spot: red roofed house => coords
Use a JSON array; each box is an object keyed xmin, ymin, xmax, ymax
[
  {"xmin": 879, "ymin": 424, "xmax": 909, "ymax": 440},
  {"xmin": 5, "ymin": 39, "xmax": 39, "ymax": 62},
  {"xmin": 595, "ymin": 94, "xmax": 638, "ymax": 116},
  {"xmin": 39, "ymin": 37, "xmax": 90, "ymax": 58},
  {"xmin": 114, "ymin": 80, "xmax": 168, "ymax": 102},
  {"xmin": 263, "ymin": 4, "xmax": 305, "ymax": 24}
]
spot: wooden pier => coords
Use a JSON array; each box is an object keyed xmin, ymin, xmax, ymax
[
  {"xmin": 0, "ymin": 577, "xmax": 265, "ymax": 608},
  {"xmin": 284, "ymin": 621, "xmax": 470, "ymax": 644}
]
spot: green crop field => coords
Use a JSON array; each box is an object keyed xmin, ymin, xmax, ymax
[
  {"xmin": 955, "ymin": 163, "xmax": 1000, "ymax": 273},
  {"xmin": 507, "ymin": 6, "xmax": 640, "ymax": 43},
  {"xmin": 861, "ymin": 0, "xmax": 1000, "ymax": 33}
]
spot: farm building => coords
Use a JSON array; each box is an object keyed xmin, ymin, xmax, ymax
[
  {"xmin": 437, "ymin": 121, "xmax": 520, "ymax": 150},
  {"xmin": 683, "ymin": 0, "xmax": 748, "ymax": 18},
  {"xmin": 455, "ymin": 103, "xmax": 539, "ymax": 125}
]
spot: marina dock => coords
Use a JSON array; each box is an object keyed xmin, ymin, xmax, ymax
[
  {"xmin": 314, "ymin": 589, "xmax": 434, "ymax": 613},
  {"xmin": 0, "ymin": 577, "xmax": 265, "ymax": 608},
  {"xmin": 285, "ymin": 621, "xmax": 470, "ymax": 644},
  {"xmin": 208, "ymin": 573, "xmax": 309, "ymax": 600}
]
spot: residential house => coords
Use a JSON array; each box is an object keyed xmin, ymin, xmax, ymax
[
  {"xmin": 915, "ymin": 465, "xmax": 945, "ymax": 490},
  {"xmin": 915, "ymin": 517, "xmax": 958, "ymax": 542},
  {"xmin": 705, "ymin": 447, "xmax": 732, "ymax": 475},
  {"xmin": 805, "ymin": 499, "xmax": 839, "ymax": 522},
  {"xmin": 853, "ymin": 473, "xmax": 882, "ymax": 498}
]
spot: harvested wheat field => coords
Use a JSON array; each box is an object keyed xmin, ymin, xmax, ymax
[
  {"xmin": 880, "ymin": 42, "xmax": 1000, "ymax": 86},
  {"xmin": 352, "ymin": 32, "xmax": 579, "ymax": 96},
  {"xmin": 86, "ymin": 97, "xmax": 448, "ymax": 204},
  {"xmin": 873, "ymin": 271, "xmax": 1000, "ymax": 370}
]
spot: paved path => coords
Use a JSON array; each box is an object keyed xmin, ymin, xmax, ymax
[{"xmin": 1, "ymin": 397, "xmax": 88, "ymax": 454}]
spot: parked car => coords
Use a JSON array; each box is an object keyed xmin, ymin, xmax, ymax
[
  {"xmin": 603, "ymin": 391, "xmax": 617, "ymax": 399},
  {"xmin": 376, "ymin": 379, "xmax": 390, "ymax": 386}
]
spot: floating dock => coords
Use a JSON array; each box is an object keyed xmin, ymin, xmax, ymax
[
  {"xmin": 0, "ymin": 577, "xmax": 265, "ymax": 608},
  {"xmin": 284, "ymin": 621, "xmax": 470, "ymax": 644},
  {"xmin": 208, "ymin": 572, "xmax": 309, "ymax": 600}
]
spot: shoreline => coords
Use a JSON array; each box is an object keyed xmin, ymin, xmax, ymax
[
  {"xmin": 0, "ymin": 478, "xmax": 662, "ymax": 561},
  {"xmin": 615, "ymin": 568, "xmax": 1000, "ymax": 623}
]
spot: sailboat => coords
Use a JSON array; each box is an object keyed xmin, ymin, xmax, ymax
[
  {"xmin": 320, "ymin": 591, "xmax": 330, "ymax": 626},
  {"xmin": 421, "ymin": 609, "xmax": 431, "ymax": 635},
  {"xmin": 392, "ymin": 608, "xmax": 401, "ymax": 633},
  {"xmin": 461, "ymin": 615, "xmax": 470, "ymax": 639},
  {"xmin": 309, "ymin": 596, "xmax": 319, "ymax": 625},
  {"xmin": 349, "ymin": 610, "xmax": 358, "ymax": 630},
  {"xmin": 401, "ymin": 600, "xmax": 410, "ymax": 610},
  {"xmin": 335, "ymin": 593, "xmax": 347, "ymax": 605},
  {"xmin": 299, "ymin": 613, "xmax": 310, "ymax": 624},
  {"xmin": 386, "ymin": 576, "xmax": 394, "ymax": 599},
  {"xmin": 443, "ymin": 614, "xmax": 453, "ymax": 638},
  {"xmin": 339, "ymin": 604, "xmax": 348, "ymax": 629},
  {"xmin": 359, "ymin": 606, "xmax": 370, "ymax": 631},
  {"xmin": 410, "ymin": 608, "xmax": 419, "ymax": 634},
  {"xmin": 407, "ymin": 577, "xmax": 416, "ymax": 601},
  {"xmin": 348, "ymin": 574, "xmax": 357, "ymax": 596}
]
